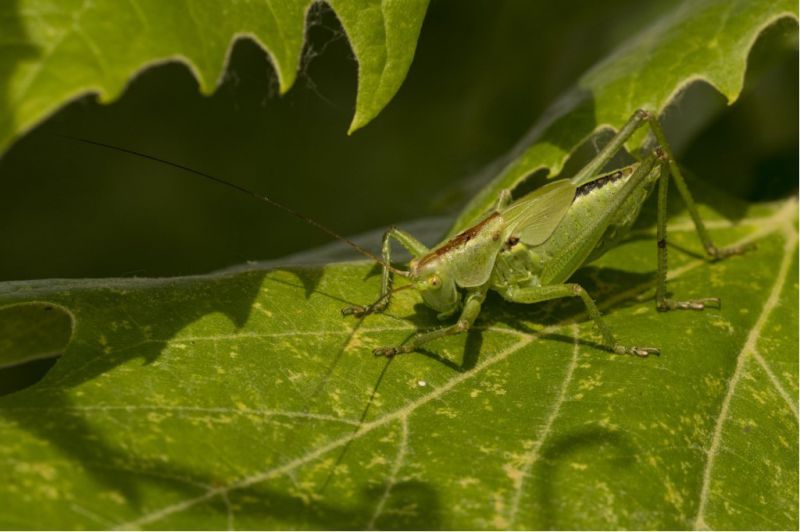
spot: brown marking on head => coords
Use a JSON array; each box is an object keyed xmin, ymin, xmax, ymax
[{"xmin": 417, "ymin": 212, "xmax": 501, "ymax": 267}]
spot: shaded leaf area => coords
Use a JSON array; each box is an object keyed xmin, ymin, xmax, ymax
[
  {"xmin": 451, "ymin": 0, "xmax": 798, "ymax": 233},
  {"xmin": 0, "ymin": 0, "xmax": 428, "ymax": 152},
  {"xmin": 0, "ymin": 1, "xmax": 795, "ymax": 283},
  {"xmin": 0, "ymin": 199, "xmax": 795, "ymax": 529}
]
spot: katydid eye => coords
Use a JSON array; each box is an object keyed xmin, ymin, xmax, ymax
[{"xmin": 429, "ymin": 275, "xmax": 441, "ymax": 287}]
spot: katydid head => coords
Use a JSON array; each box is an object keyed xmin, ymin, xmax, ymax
[{"xmin": 409, "ymin": 260, "xmax": 460, "ymax": 316}]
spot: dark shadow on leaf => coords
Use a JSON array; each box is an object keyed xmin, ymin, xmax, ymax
[
  {"xmin": 0, "ymin": 270, "xmax": 269, "ymax": 500},
  {"xmin": 533, "ymin": 426, "xmax": 635, "ymax": 530},
  {"xmin": 390, "ymin": 316, "xmax": 483, "ymax": 374},
  {"xmin": 0, "ymin": 376, "xmax": 442, "ymax": 528},
  {"xmin": 407, "ymin": 302, "xmax": 441, "ymax": 328},
  {"xmin": 414, "ymin": 347, "xmax": 461, "ymax": 373},
  {"xmin": 279, "ymin": 266, "xmax": 325, "ymax": 299},
  {"xmin": 362, "ymin": 262, "xmax": 383, "ymax": 280},
  {"xmin": 461, "ymin": 328, "xmax": 483, "ymax": 371},
  {"xmin": 51, "ymin": 439, "xmax": 440, "ymax": 529},
  {"xmin": 364, "ymin": 481, "xmax": 442, "ymax": 530},
  {"xmin": 265, "ymin": 268, "xmax": 362, "ymax": 307}
]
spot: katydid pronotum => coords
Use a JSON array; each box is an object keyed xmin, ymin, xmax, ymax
[{"xmin": 70, "ymin": 109, "xmax": 751, "ymax": 359}]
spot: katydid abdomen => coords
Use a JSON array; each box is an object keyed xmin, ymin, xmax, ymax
[{"xmin": 534, "ymin": 156, "xmax": 660, "ymax": 286}]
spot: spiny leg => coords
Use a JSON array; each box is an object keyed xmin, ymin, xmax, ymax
[
  {"xmin": 654, "ymin": 161, "xmax": 720, "ymax": 311},
  {"xmin": 341, "ymin": 227, "xmax": 428, "ymax": 317},
  {"xmin": 374, "ymin": 288, "xmax": 488, "ymax": 357},
  {"xmin": 572, "ymin": 108, "xmax": 751, "ymax": 310},
  {"xmin": 571, "ymin": 109, "xmax": 651, "ymax": 185},
  {"xmin": 646, "ymin": 114, "xmax": 754, "ymax": 260},
  {"xmin": 500, "ymin": 283, "xmax": 659, "ymax": 357}
]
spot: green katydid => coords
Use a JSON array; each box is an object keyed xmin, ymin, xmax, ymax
[
  {"xmin": 341, "ymin": 109, "xmax": 752, "ymax": 357},
  {"xmin": 67, "ymin": 109, "xmax": 751, "ymax": 358}
]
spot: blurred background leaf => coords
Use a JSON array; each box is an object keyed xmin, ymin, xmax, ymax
[{"xmin": 0, "ymin": 1, "xmax": 793, "ymax": 282}]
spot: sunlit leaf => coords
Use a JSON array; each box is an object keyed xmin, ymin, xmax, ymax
[{"xmin": 0, "ymin": 199, "xmax": 796, "ymax": 529}]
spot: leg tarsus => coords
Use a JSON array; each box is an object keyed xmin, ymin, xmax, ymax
[
  {"xmin": 615, "ymin": 344, "xmax": 660, "ymax": 357},
  {"xmin": 657, "ymin": 297, "xmax": 720, "ymax": 312},
  {"xmin": 706, "ymin": 242, "xmax": 756, "ymax": 260}
]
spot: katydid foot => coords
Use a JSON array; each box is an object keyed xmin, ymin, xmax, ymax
[
  {"xmin": 341, "ymin": 303, "xmax": 384, "ymax": 318},
  {"xmin": 657, "ymin": 297, "xmax": 720, "ymax": 312},
  {"xmin": 373, "ymin": 345, "xmax": 412, "ymax": 357},
  {"xmin": 706, "ymin": 242, "xmax": 756, "ymax": 260},
  {"xmin": 341, "ymin": 292, "xmax": 394, "ymax": 317},
  {"xmin": 613, "ymin": 344, "xmax": 660, "ymax": 358}
]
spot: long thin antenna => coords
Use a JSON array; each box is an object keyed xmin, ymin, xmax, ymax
[{"xmin": 57, "ymin": 134, "xmax": 408, "ymax": 276}]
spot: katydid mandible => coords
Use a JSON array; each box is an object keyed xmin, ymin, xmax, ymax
[
  {"xmin": 67, "ymin": 109, "xmax": 751, "ymax": 358},
  {"xmin": 342, "ymin": 109, "xmax": 751, "ymax": 357}
]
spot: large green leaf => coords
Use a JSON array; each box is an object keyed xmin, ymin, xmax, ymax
[
  {"xmin": 0, "ymin": 198, "xmax": 796, "ymax": 529},
  {"xmin": 0, "ymin": 0, "xmax": 428, "ymax": 153},
  {"xmin": 450, "ymin": 0, "xmax": 798, "ymax": 234},
  {"xmin": 0, "ymin": 0, "xmax": 796, "ymax": 529}
]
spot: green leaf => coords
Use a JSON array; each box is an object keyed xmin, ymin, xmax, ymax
[
  {"xmin": 328, "ymin": 0, "xmax": 429, "ymax": 134},
  {"xmin": 0, "ymin": 198, "xmax": 796, "ymax": 529},
  {"xmin": 450, "ymin": 0, "xmax": 798, "ymax": 234},
  {"xmin": 0, "ymin": 0, "xmax": 428, "ymax": 153}
]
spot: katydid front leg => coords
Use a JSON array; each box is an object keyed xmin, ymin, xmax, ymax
[
  {"xmin": 341, "ymin": 227, "xmax": 427, "ymax": 317},
  {"xmin": 373, "ymin": 287, "xmax": 488, "ymax": 357},
  {"xmin": 498, "ymin": 283, "xmax": 659, "ymax": 357}
]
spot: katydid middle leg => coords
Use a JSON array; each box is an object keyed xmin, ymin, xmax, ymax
[
  {"xmin": 342, "ymin": 227, "xmax": 428, "ymax": 317},
  {"xmin": 498, "ymin": 283, "xmax": 660, "ymax": 357},
  {"xmin": 373, "ymin": 287, "xmax": 488, "ymax": 357}
]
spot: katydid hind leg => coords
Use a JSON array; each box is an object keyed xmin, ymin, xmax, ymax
[
  {"xmin": 570, "ymin": 108, "xmax": 751, "ymax": 309},
  {"xmin": 500, "ymin": 283, "xmax": 659, "ymax": 357},
  {"xmin": 654, "ymin": 162, "xmax": 721, "ymax": 311},
  {"xmin": 342, "ymin": 227, "xmax": 428, "ymax": 317},
  {"xmin": 571, "ymin": 109, "xmax": 650, "ymax": 186},
  {"xmin": 646, "ymin": 115, "xmax": 755, "ymax": 260},
  {"xmin": 374, "ymin": 288, "xmax": 487, "ymax": 357}
]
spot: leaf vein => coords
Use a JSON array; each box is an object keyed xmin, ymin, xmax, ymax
[
  {"xmin": 506, "ymin": 323, "xmax": 581, "ymax": 526},
  {"xmin": 366, "ymin": 416, "xmax": 409, "ymax": 529},
  {"xmin": 692, "ymin": 222, "xmax": 797, "ymax": 529}
]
